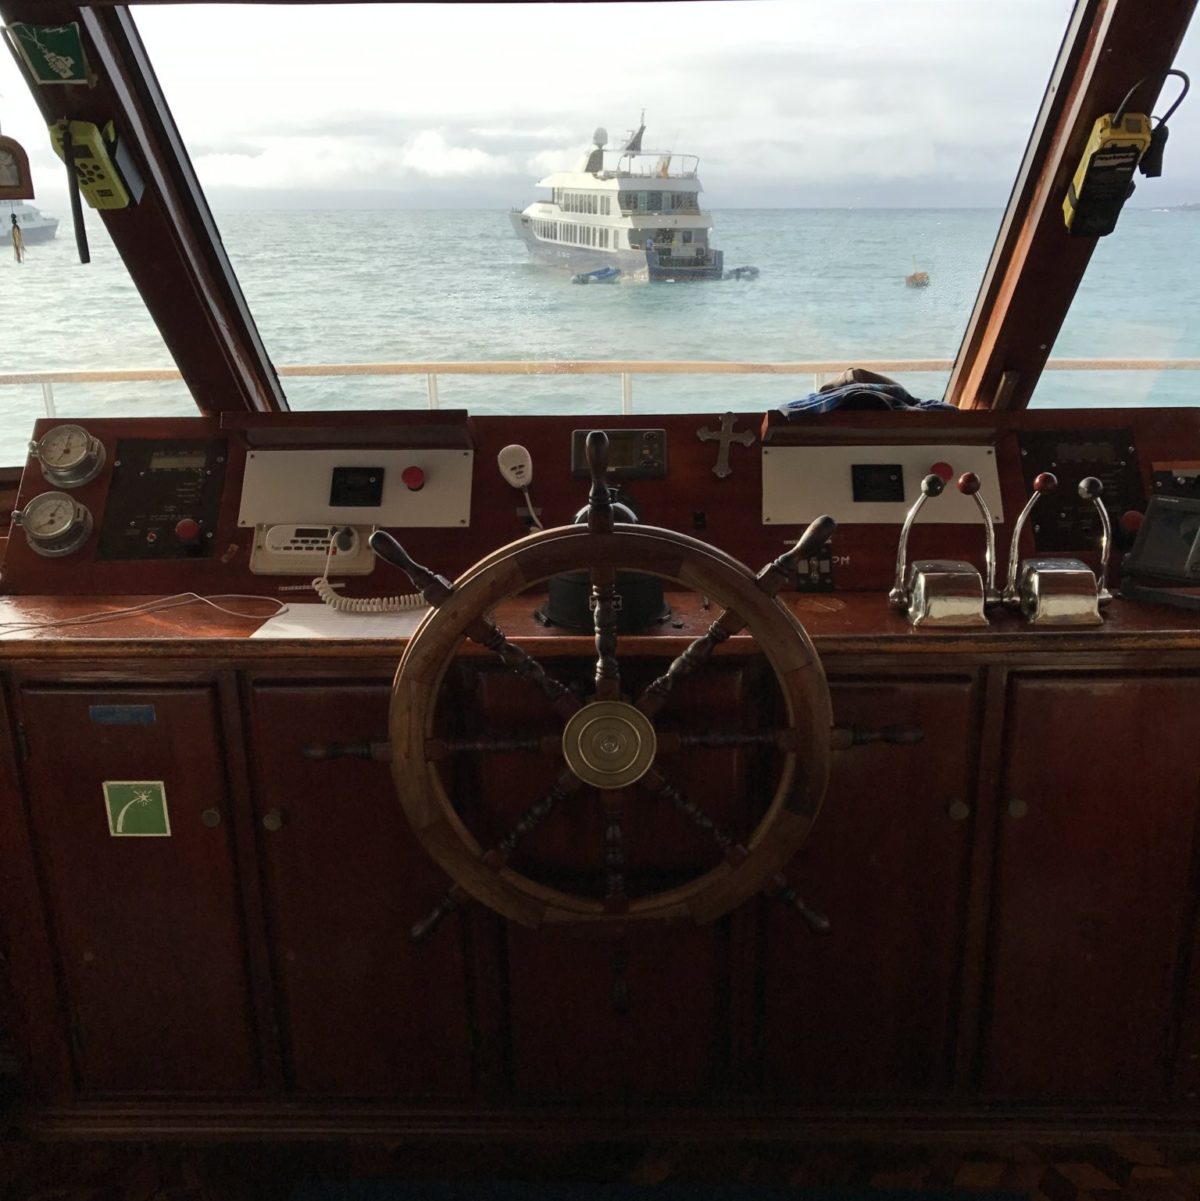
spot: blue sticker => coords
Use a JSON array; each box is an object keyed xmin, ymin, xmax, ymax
[{"xmin": 89, "ymin": 704, "xmax": 157, "ymax": 726}]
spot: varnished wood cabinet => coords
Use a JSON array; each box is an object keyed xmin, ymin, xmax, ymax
[
  {"xmin": 3, "ymin": 655, "xmax": 1200, "ymax": 1126},
  {"xmin": 979, "ymin": 673, "xmax": 1200, "ymax": 1101},
  {"xmin": 764, "ymin": 675, "xmax": 981, "ymax": 1096},
  {"xmin": 15, "ymin": 686, "xmax": 260, "ymax": 1095},
  {"xmin": 246, "ymin": 682, "xmax": 472, "ymax": 1097}
]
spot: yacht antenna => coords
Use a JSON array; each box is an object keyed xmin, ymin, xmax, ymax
[{"xmin": 623, "ymin": 110, "xmax": 646, "ymax": 153}]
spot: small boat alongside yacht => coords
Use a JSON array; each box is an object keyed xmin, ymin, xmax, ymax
[
  {"xmin": 511, "ymin": 118, "xmax": 726, "ymax": 282},
  {"xmin": 5, "ymin": 200, "xmax": 59, "ymax": 244}
]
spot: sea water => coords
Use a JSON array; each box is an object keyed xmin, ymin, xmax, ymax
[{"xmin": 2, "ymin": 207, "xmax": 1197, "ymax": 464}]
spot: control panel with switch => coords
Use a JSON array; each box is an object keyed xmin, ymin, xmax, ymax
[
  {"xmin": 761, "ymin": 444, "xmax": 1004, "ymax": 525},
  {"xmin": 95, "ymin": 437, "xmax": 227, "ymax": 560}
]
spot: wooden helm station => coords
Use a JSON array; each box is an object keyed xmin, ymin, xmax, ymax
[{"xmin": 1, "ymin": 0, "xmax": 1199, "ymax": 1143}]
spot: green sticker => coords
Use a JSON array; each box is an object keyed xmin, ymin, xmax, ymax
[
  {"xmin": 103, "ymin": 781, "xmax": 171, "ymax": 838},
  {"xmin": 8, "ymin": 23, "xmax": 89, "ymax": 85}
]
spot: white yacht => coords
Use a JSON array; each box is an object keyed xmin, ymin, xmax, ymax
[
  {"xmin": 510, "ymin": 118, "xmax": 724, "ymax": 281},
  {"xmin": 5, "ymin": 200, "xmax": 59, "ymax": 244}
]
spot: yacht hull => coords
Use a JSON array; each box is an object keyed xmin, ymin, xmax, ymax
[
  {"xmin": 509, "ymin": 211, "xmax": 723, "ymax": 281},
  {"xmin": 17, "ymin": 221, "xmax": 58, "ymax": 244}
]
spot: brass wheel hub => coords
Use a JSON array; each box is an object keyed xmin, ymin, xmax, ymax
[{"xmin": 562, "ymin": 701, "xmax": 657, "ymax": 789}]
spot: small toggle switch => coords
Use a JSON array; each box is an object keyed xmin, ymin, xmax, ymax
[{"xmin": 401, "ymin": 466, "xmax": 426, "ymax": 492}]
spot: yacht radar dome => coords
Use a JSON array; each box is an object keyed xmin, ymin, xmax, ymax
[{"xmin": 593, "ymin": 127, "xmax": 608, "ymax": 147}]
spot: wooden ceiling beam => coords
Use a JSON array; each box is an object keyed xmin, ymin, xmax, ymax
[
  {"xmin": 947, "ymin": 0, "xmax": 1198, "ymax": 411},
  {"xmin": 0, "ymin": 2, "xmax": 287, "ymax": 413}
]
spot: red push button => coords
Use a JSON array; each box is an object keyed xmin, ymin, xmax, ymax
[
  {"xmin": 174, "ymin": 518, "xmax": 201, "ymax": 542},
  {"xmin": 401, "ymin": 466, "xmax": 426, "ymax": 492},
  {"xmin": 930, "ymin": 461, "xmax": 954, "ymax": 482}
]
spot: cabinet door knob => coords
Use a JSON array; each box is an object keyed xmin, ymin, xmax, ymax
[
  {"xmin": 200, "ymin": 807, "xmax": 221, "ymax": 828},
  {"xmin": 947, "ymin": 799, "xmax": 970, "ymax": 821},
  {"xmin": 262, "ymin": 808, "xmax": 285, "ymax": 832},
  {"xmin": 1008, "ymin": 799, "xmax": 1029, "ymax": 819}
]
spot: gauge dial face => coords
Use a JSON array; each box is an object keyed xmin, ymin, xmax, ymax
[
  {"xmin": 37, "ymin": 424, "xmax": 92, "ymax": 470},
  {"xmin": 24, "ymin": 491, "xmax": 80, "ymax": 539}
]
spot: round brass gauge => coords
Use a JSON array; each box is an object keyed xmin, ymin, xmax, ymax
[
  {"xmin": 13, "ymin": 491, "xmax": 94, "ymax": 558},
  {"xmin": 29, "ymin": 423, "xmax": 105, "ymax": 488}
]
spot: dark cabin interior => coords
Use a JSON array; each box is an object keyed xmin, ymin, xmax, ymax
[{"xmin": 1, "ymin": 0, "xmax": 1200, "ymax": 1196}]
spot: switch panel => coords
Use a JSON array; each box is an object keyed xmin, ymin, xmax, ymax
[
  {"xmin": 97, "ymin": 438, "xmax": 227, "ymax": 560},
  {"xmin": 762, "ymin": 444, "xmax": 1003, "ymax": 525},
  {"xmin": 238, "ymin": 448, "xmax": 473, "ymax": 528}
]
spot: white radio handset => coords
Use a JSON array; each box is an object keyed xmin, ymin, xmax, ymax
[
  {"xmin": 497, "ymin": 444, "xmax": 544, "ymax": 529},
  {"xmin": 497, "ymin": 444, "xmax": 534, "ymax": 489}
]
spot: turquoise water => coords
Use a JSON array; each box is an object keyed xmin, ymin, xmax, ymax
[{"xmin": 2, "ymin": 206, "xmax": 1197, "ymax": 464}]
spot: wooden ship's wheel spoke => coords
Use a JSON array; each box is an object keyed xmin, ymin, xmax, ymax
[
  {"xmin": 410, "ymin": 770, "xmax": 582, "ymax": 942},
  {"xmin": 370, "ymin": 528, "xmax": 579, "ymax": 720},
  {"xmin": 424, "ymin": 734, "xmax": 561, "ymax": 761},
  {"xmin": 590, "ymin": 563, "xmax": 621, "ymax": 702}
]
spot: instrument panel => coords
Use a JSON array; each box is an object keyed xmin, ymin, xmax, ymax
[{"xmin": 0, "ymin": 406, "xmax": 1178, "ymax": 599}]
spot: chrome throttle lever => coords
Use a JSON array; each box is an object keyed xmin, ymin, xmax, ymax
[
  {"xmin": 889, "ymin": 473, "xmax": 945, "ymax": 609},
  {"xmin": 888, "ymin": 474, "xmax": 987, "ymax": 627},
  {"xmin": 1002, "ymin": 472, "xmax": 1057, "ymax": 605},
  {"xmin": 1007, "ymin": 474, "xmax": 1108, "ymax": 625},
  {"xmin": 1079, "ymin": 476, "xmax": 1113, "ymax": 604},
  {"xmin": 957, "ymin": 472, "xmax": 1001, "ymax": 605}
]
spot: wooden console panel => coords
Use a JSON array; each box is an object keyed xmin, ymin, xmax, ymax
[
  {"xmin": 4, "ymin": 402, "xmax": 1200, "ymax": 1134},
  {"xmin": 3, "ymin": 598, "xmax": 1200, "ymax": 1131},
  {"xmin": 4, "ymin": 406, "xmax": 1198, "ymax": 598}
]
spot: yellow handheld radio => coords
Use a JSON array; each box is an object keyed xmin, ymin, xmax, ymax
[
  {"xmin": 1064, "ymin": 69, "xmax": 1189, "ymax": 237},
  {"xmin": 1062, "ymin": 112, "xmax": 1151, "ymax": 236},
  {"xmin": 48, "ymin": 119, "xmax": 133, "ymax": 209}
]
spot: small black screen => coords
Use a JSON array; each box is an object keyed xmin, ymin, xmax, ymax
[
  {"xmin": 329, "ymin": 466, "xmax": 384, "ymax": 507},
  {"xmin": 851, "ymin": 464, "xmax": 905, "ymax": 503}
]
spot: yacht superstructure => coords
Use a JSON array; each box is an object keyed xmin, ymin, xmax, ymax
[{"xmin": 510, "ymin": 119, "xmax": 724, "ymax": 281}]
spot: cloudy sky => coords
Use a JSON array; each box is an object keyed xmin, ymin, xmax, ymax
[{"xmin": 3, "ymin": 1, "xmax": 1198, "ymax": 210}]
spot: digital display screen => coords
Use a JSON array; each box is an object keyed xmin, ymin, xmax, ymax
[
  {"xmin": 296, "ymin": 526, "xmax": 332, "ymax": 539},
  {"xmin": 1128, "ymin": 497, "xmax": 1200, "ymax": 580},
  {"xmin": 150, "ymin": 450, "xmax": 207, "ymax": 471}
]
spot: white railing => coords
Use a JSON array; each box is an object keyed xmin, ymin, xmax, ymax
[{"xmin": 2, "ymin": 358, "xmax": 1198, "ymax": 418}]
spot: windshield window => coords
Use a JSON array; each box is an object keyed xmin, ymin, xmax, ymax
[
  {"xmin": 3, "ymin": 1, "xmax": 1078, "ymax": 462},
  {"xmin": 1030, "ymin": 20, "xmax": 1200, "ymax": 408}
]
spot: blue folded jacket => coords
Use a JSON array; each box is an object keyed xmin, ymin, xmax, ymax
[{"xmin": 779, "ymin": 382, "xmax": 957, "ymax": 416}]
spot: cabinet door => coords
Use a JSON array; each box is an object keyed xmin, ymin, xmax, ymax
[
  {"xmin": 248, "ymin": 685, "xmax": 471, "ymax": 1096},
  {"xmin": 20, "ymin": 686, "xmax": 259, "ymax": 1094},
  {"xmin": 763, "ymin": 677, "xmax": 979, "ymax": 1096},
  {"xmin": 981, "ymin": 674, "xmax": 1200, "ymax": 1100}
]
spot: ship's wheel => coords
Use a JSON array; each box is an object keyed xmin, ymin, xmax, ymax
[{"xmin": 372, "ymin": 431, "xmax": 836, "ymax": 938}]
